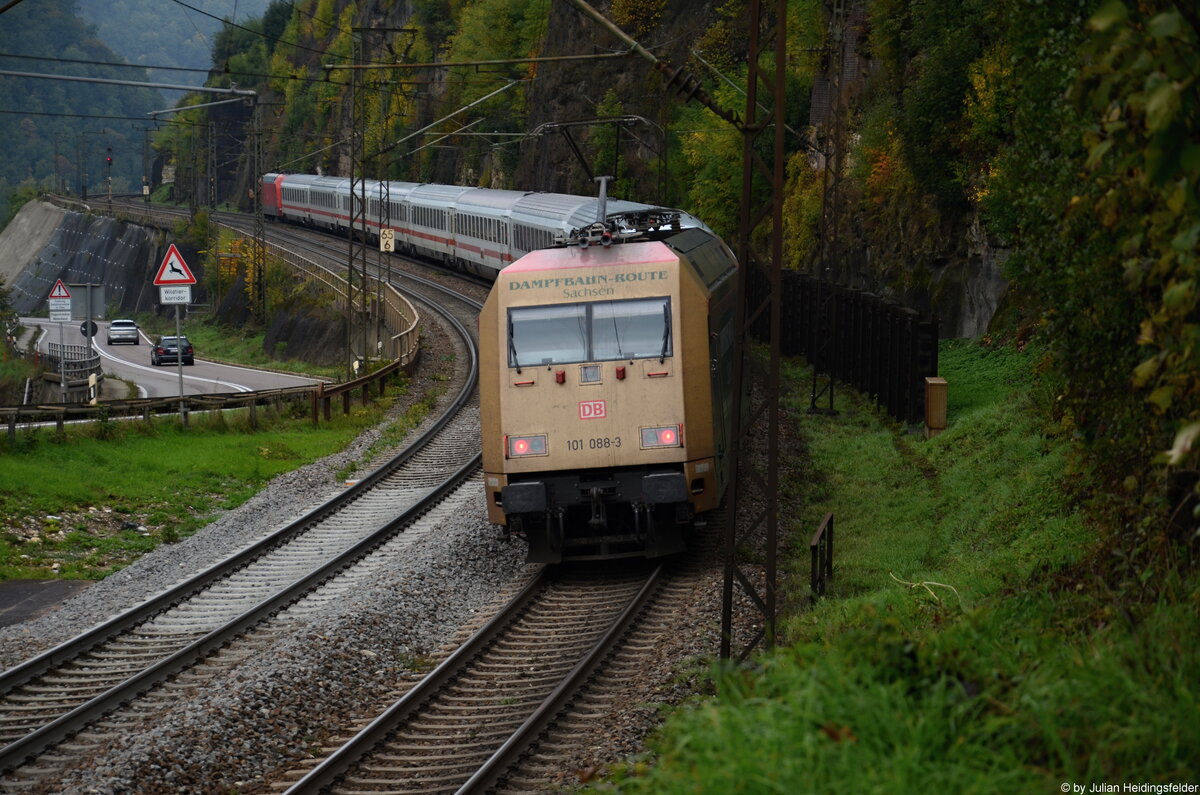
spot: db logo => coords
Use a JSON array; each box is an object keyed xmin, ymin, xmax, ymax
[{"xmin": 579, "ymin": 400, "xmax": 606, "ymax": 420}]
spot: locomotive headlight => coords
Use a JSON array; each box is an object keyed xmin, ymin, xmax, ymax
[
  {"xmin": 506, "ymin": 434, "xmax": 548, "ymax": 458},
  {"xmin": 640, "ymin": 425, "xmax": 683, "ymax": 449}
]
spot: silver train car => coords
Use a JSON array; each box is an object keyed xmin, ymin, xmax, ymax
[{"xmin": 260, "ymin": 173, "xmax": 711, "ymax": 279}]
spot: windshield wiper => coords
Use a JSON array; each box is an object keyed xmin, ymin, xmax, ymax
[
  {"xmin": 508, "ymin": 316, "xmax": 521, "ymax": 373},
  {"xmin": 659, "ymin": 302, "xmax": 671, "ymax": 363}
]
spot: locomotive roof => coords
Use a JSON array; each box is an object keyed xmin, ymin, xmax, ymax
[
  {"xmin": 501, "ymin": 240, "xmax": 677, "ymax": 274},
  {"xmin": 497, "ymin": 231, "xmax": 734, "ymax": 291}
]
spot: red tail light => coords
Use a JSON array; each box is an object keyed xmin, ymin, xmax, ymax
[
  {"xmin": 506, "ymin": 434, "xmax": 548, "ymax": 458},
  {"xmin": 640, "ymin": 425, "xmax": 682, "ymax": 448}
]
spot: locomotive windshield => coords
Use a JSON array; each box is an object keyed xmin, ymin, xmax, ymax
[{"xmin": 508, "ymin": 297, "xmax": 672, "ymax": 367}]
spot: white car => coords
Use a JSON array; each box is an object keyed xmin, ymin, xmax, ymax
[{"xmin": 107, "ymin": 319, "xmax": 140, "ymax": 345}]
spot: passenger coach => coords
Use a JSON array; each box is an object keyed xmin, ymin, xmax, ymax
[{"xmin": 261, "ymin": 172, "xmax": 713, "ymax": 281}]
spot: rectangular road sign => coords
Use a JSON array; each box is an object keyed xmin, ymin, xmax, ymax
[
  {"xmin": 48, "ymin": 298, "xmax": 70, "ymax": 313},
  {"xmin": 49, "ymin": 309, "xmax": 71, "ymax": 322},
  {"xmin": 159, "ymin": 285, "xmax": 192, "ymax": 305}
]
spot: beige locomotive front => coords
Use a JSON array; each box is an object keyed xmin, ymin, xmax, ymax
[{"xmin": 479, "ymin": 240, "xmax": 721, "ymax": 559}]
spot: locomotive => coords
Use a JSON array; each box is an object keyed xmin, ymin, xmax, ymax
[{"xmin": 260, "ymin": 173, "xmax": 739, "ymax": 562}]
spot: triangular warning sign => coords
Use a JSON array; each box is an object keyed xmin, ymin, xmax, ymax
[
  {"xmin": 48, "ymin": 279, "xmax": 71, "ymax": 299},
  {"xmin": 153, "ymin": 244, "xmax": 197, "ymax": 285}
]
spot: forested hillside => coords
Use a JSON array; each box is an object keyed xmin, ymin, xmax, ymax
[
  {"xmin": 162, "ymin": 0, "xmax": 1197, "ymax": 597},
  {"xmin": 75, "ymin": 0, "xmax": 272, "ymax": 89},
  {"xmin": 0, "ymin": 0, "xmax": 163, "ymax": 226},
  {"xmin": 5, "ymin": 0, "xmax": 1196, "ymax": 604}
]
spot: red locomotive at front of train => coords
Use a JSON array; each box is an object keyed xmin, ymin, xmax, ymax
[
  {"xmin": 260, "ymin": 173, "xmax": 285, "ymax": 218},
  {"xmin": 479, "ymin": 229, "xmax": 738, "ymax": 563}
]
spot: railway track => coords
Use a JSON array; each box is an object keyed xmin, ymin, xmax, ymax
[
  {"xmin": 21, "ymin": 199, "xmax": 741, "ymax": 792},
  {"xmin": 281, "ymin": 561, "xmax": 663, "ymax": 794},
  {"xmin": 271, "ymin": 515, "xmax": 725, "ymax": 794},
  {"xmin": 0, "ymin": 240, "xmax": 485, "ymax": 786}
]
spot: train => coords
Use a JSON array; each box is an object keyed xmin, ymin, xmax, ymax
[{"xmin": 260, "ymin": 172, "xmax": 739, "ymax": 562}]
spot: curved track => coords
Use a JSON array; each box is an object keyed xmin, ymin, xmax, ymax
[
  {"xmin": 0, "ymin": 236, "xmax": 484, "ymax": 782},
  {"xmin": 27, "ymin": 200, "xmax": 734, "ymax": 794}
]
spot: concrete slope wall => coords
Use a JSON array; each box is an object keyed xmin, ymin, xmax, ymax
[
  {"xmin": 3, "ymin": 201, "xmax": 166, "ymax": 316},
  {"xmin": 0, "ymin": 202, "xmax": 64, "ymax": 290}
]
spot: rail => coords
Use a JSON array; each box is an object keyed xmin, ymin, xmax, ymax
[
  {"xmin": 0, "ymin": 441, "xmax": 482, "ymax": 775},
  {"xmin": 0, "ymin": 357, "xmax": 418, "ymax": 437},
  {"xmin": 285, "ymin": 565, "xmax": 664, "ymax": 794},
  {"xmin": 810, "ymin": 512, "xmax": 834, "ymax": 602},
  {"xmin": 44, "ymin": 343, "xmax": 100, "ymax": 381}
]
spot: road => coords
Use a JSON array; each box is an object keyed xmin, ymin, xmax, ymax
[{"xmin": 21, "ymin": 318, "xmax": 323, "ymax": 398}]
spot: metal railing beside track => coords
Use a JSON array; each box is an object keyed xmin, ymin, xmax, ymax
[
  {"xmin": 810, "ymin": 512, "xmax": 834, "ymax": 602},
  {"xmin": 1, "ymin": 357, "xmax": 417, "ymax": 437},
  {"xmin": 16, "ymin": 196, "xmax": 422, "ymax": 423}
]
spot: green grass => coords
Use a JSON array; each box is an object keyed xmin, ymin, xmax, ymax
[
  {"xmin": 135, "ymin": 318, "xmax": 343, "ymax": 380},
  {"xmin": 0, "ymin": 353, "xmax": 38, "ymax": 404},
  {"xmin": 0, "ymin": 390, "xmax": 407, "ymax": 580},
  {"xmin": 597, "ymin": 340, "xmax": 1199, "ymax": 792},
  {"xmin": 336, "ymin": 385, "xmax": 444, "ymax": 482}
]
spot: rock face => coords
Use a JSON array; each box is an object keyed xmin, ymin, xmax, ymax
[
  {"xmin": 0, "ymin": 201, "xmax": 64, "ymax": 290},
  {"xmin": 515, "ymin": 1, "xmax": 719, "ymax": 201},
  {"xmin": 264, "ymin": 306, "xmax": 348, "ymax": 367},
  {"xmin": 3, "ymin": 202, "xmax": 168, "ymax": 316},
  {"xmin": 2, "ymin": 201, "xmax": 345, "ymax": 366}
]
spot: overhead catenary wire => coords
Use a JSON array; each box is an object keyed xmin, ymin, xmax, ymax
[
  {"xmin": 0, "ymin": 69, "xmax": 256, "ymax": 97},
  {"xmin": 165, "ymin": 0, "xmax": 344, "ymax": 61},
  {"xmin": 375, "ymin": 79, "xmax": 522, "ymax": 159},
  {"xmin": 0, "ymin": 52, "xmax": 338, "ymax": 86}
]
